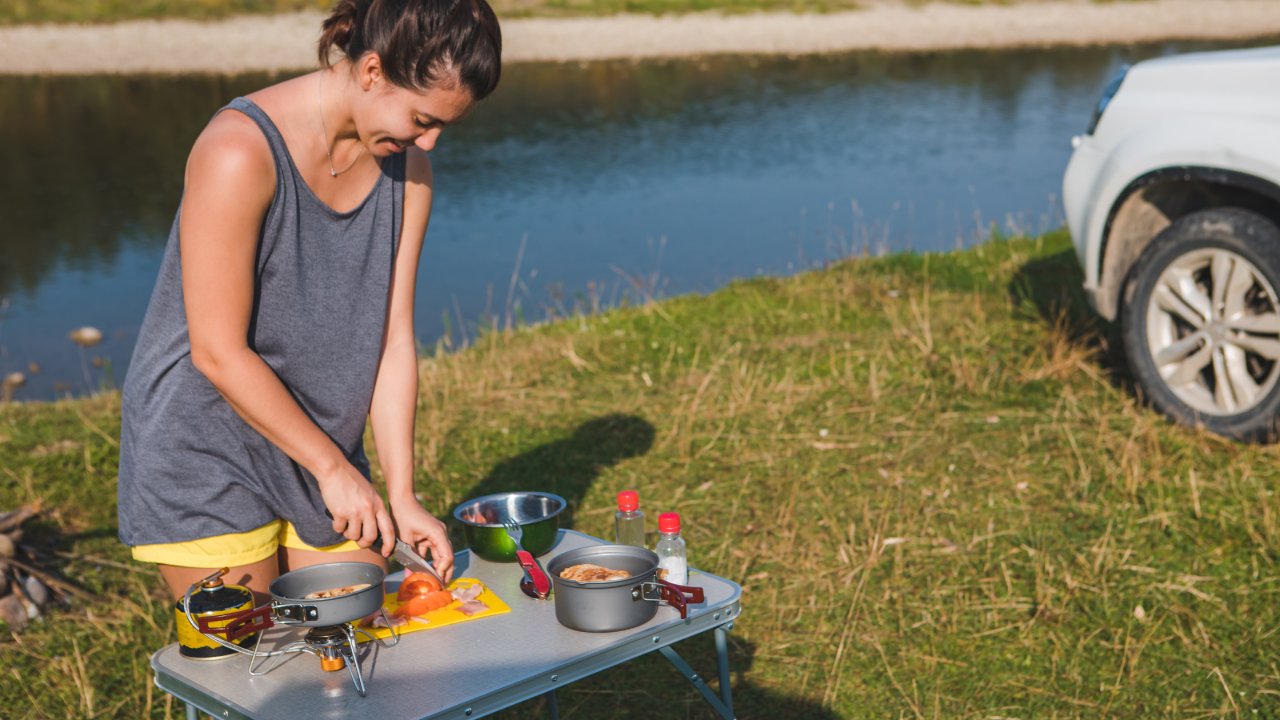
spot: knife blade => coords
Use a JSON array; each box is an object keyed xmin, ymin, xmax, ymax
[
  {"xmin": 322, "ymin": 508, "xmax": 450, "ymax": 588},
  {"xmin": 388, "ymin": 538, "xmax": 448, "ymax": 588}
]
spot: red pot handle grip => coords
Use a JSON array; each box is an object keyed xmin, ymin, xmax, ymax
[
  {"xmin": 657, "ymin": 580, "xmax": 705, "ymax": 619},
  {"xmin": 197, "ymin": 604, "xmax": 274, "ymax": 641},
  {"xmin": 515, "ymin": 549, "xmax": 552, "ymax": 598}
]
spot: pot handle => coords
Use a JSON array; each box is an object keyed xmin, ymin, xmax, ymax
[
  {"xmin": 200, "ymin": 604, "xmax": 274, "ymax": 641},
  {"xmin": 515, "ymin": 549, "xmax": 552, "ymax": 598},
  {"xmin": 657, "ymin": 579, "xmax": 705, "ymax": 619},
  {"xmin": 273, "ymin": 602, "xmax": 322, "ymax": 624}
]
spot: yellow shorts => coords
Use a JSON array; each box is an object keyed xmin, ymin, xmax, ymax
[{"xmin": 131, "ymin": 519, "xmax": 364, "ymax": 568}]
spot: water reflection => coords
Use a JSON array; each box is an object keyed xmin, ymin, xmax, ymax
[{"xmin": 1, "ymin": 39, "xmax": 1274, "ymax": 398}]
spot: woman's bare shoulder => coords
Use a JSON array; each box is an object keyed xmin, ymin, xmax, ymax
[{"xmin": 185, "ymin": 109, "xmax": 275, "ymax": 203}]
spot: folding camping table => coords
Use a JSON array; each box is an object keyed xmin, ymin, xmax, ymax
[{"xmin": 151, "ymin": 529, "xmax": 743, "ymax": 719}]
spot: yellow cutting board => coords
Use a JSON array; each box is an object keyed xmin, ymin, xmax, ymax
[{"xmin": 357, "ymin": 578, "xmax": 510, "ymax": 641}]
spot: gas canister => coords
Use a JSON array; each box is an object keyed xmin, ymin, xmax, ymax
[{"xmin": 176, "ymin": 568, "xmax": 257, "ymax": 659}]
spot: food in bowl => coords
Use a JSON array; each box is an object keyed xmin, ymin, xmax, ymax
[
  {"xmin": 559, "ymin": 563, "xmax": 631, "ymax": 583},
  {"xmin": 453, "ymin": 492, "xmax": 567, "ymax": 562},
  {"xmin": 303, "ymin": 583, "xmax": 371, "ymax": 600}
]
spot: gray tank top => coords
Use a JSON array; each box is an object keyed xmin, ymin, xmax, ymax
[{"xmin": 118, "ymin": 97, "xmax": 405, "ymax": 548}]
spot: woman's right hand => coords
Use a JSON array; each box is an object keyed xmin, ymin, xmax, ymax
[{"xmin": 315, "ymin": 464, "xmax": 395, "ymax": 556}]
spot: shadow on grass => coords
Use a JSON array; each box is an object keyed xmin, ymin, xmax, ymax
[
  {"xmin": 451, "ymin": 415, "xmax": 840, "ymax": 718},
  {"xmin": 458, "ymin": 413, "xmax": 656, "ymax": 530},
  {"xmin": 14, "ymin": 517, "xmax": 105, "ymax": 588},
  {"xmin": 669, "ymin": 634, "xmax": 844, "ymax": 720},
  {"xmin": 1009, "ymin": 246, "xmax": 1134, "ymax": 390},
  {"xmin": 509, "ymin": 633, "xmax": 843, "ymax": 719}
]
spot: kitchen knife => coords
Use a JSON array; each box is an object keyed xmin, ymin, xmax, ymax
[
  {"xmin": 323, "ymin": 508, "xmax": 449, "ymax": 587},
  {"xmin": 388, "ymin": 538, "xmax": 448, "ymax": 588}
]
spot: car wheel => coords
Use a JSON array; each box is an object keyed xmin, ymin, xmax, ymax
[{"xmin": 1121, "ymin": 207, "xmax": 1280, "ymax": 441}]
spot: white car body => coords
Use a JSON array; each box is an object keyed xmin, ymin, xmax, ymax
[{"xmin": 1063, "ymin": 45, "xmax": 1280, "ymax": 321}]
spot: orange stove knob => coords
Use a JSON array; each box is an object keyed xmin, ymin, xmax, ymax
[{"xmin": 319, "ymin": 655, "xmax": 346, "ymax": 672}]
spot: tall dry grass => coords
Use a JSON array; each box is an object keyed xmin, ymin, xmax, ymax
[{"xmin": 2, "ymin": 232, "xmax": 1279, "ymax": 717}]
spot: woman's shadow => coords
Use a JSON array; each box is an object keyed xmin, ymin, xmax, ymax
[
  {"xmin": 452, "ymin": 414, "xmax": 840, "ymax": 719},
  {"xmin": 453, "ymin": 413, "xmax": 656, "ymax": 542}
]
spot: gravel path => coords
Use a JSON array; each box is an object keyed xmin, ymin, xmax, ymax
[{"xmin": 2, "ymin": 0, "xmax": 1278, "ymax": 75}]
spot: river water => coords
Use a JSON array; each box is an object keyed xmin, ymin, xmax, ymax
[{"xmin": 0, "ymin": 39, "xmax": 1271, "ymax": 399}]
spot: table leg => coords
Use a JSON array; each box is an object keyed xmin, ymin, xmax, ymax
[
  {"xmin": 715, "ymin": 625, "xmax": 734, "ymax": 715},
  {"xmin": 185, "ymin": 703, "xmax": 198, "ymax": 720},
  {"xmin": 658, "ymin": 640, "xmax": 736, "ymax": 720},
  {"xmin": 545, "ymin": 689, "xmax": 560, "ymax": 720}
]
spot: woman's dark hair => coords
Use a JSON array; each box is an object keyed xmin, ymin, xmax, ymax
[{"xmin": 319, "ymin": 0, "xmax": 501, "ymax": 100}]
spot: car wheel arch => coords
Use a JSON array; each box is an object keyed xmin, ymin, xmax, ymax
[{"xmin": 1096, "ymin": 167, "xmax": 1280, "ymax": 321}]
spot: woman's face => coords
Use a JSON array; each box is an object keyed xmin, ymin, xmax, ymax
[{"xmin": 355, "ymin": 56, "xmax": 475, "ymax": 157}]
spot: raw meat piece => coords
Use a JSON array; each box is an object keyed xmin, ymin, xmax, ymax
[
  {"xmin": 456, "ymin": 600, "xmax": 489, "ymax": 616},
  {"xmin": 366, "ymin": 612, "xmax": 409, "ymax": 629}
]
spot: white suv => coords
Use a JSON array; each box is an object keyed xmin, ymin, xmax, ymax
[{"xmin": 1064, "ymin": 45, "xmax": 1280, "ymax": 441}]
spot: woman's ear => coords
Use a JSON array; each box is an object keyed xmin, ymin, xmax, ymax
[{"xmin": 357, "ymin": 52, "xmax": 385, "ymax": 91}]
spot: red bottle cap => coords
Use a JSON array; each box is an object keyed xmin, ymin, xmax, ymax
[
  {"xmin": 617, "ymin": 490, "xmax": 639, "ymax": 512},
  {"xmin": 658, "ymin": 512, "xmax": 680, "ymax": 534}
]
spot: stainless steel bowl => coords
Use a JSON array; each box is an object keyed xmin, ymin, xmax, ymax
[{"xmin": 453, "ymin": 491, "xmax": 566, "ymax": 562}]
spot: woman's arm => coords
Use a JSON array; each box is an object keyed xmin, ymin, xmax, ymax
[
  {"xmin": 369, "ymin": 147, "xmax": 454, "ymax": 581},
  {"xmin": 180, "ymin": 110, "xmax": 395, "ymax": 554}
]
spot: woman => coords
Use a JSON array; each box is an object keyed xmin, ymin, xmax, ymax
[{"xmin": 117, "ymin": 0, "xmax": 501, "ymax": 599}]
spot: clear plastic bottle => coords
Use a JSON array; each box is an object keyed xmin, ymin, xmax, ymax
[
  {"xmin": 655, "ymin": 512, "xmax": 688, "ymax": 585},
  {"xmin": 614, "ymin": 490, "xmax": 646, "ymax": 547}
]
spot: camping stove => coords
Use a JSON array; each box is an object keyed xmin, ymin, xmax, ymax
[
  {"xmin": 182, "ymin": 565, "xmax": 398, "ymax": 698},
  {"xmin": 242, "ymin": 619, "xmax": 398, "ymax": 697}
]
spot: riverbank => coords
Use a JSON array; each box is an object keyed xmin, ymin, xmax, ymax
[
  {"xmin": 2, "ymin": 0, "xmax": 1278, "ymax": 75},
  {"xmin": 4, "ymin": 233, "xmax": 1280, "ymax": 715}
]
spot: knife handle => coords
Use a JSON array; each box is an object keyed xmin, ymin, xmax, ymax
[
  {"xmin": 325, "ymin": 510, "xmax": 447, "ymax": 584},
  {"xmin": 323, "ymin": 509, "xmax": 397, "ymax": 557},
  {"xmin": 515, "ymin": 550, "xmax": 551, "ymax": 597}
]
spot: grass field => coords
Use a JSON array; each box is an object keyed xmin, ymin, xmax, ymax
[{"xmin": 3, "ymin": 231, "xmax": 1279, "ymax": 717}]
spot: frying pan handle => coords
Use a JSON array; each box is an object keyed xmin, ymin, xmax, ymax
[
  {"xmin": 200, "ymin": 604, "xmax": 274, "ymax": 641},
  {"xmin": 656, "ymin": 580, "xmax": 705, "ymax": 619},
  {"xmin": 273, "ymin": 602, "xmax": 322, "ymax": 624}
]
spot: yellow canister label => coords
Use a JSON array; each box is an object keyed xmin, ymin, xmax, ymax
[{"xmin": 176, "ymin": 597, "xmax": 254, "ymax": 656}]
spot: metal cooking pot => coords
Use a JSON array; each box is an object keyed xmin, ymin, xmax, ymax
[
  {"xmin": 267, "ymin": 562, "xmax": 386, "ymax": 625},
  {"xmin": 207, "ymin": 562, "xmax": 386, "ymax": 640},
  {"xmin": 453, "ymin": 492, "xmax": 565, "ymax": 562},
  {"xmin": 546, "ymin": 545, "xmax": 704, "ymax": 633}
]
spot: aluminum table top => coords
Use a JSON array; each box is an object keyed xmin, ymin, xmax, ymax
[{"xmin": 152, "ymin": 530, "xmax": 743, "ymax": 720}]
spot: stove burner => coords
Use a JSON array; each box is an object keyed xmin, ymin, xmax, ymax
[
  {"xmin": 304, "ymin": 625, "xmax": 348, "ymax": 643},
  {"xmin": 181, "ymin": 569, "xmax": 398, "ymax": 698},
  {"xmin": 304, "ymin": 625, "xmax": 352, "ymax": 672},
  {"xmin": 207, "ymin": 612, "xmax": 400, "ymax": 698}
]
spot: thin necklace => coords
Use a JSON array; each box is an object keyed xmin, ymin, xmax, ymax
[{"xmin": 317, "ymin": 75, "xmax": 365, "ymax": 178}]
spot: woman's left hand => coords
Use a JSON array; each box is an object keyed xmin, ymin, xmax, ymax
[{"xmin": 390, "ymin": 500, "xmax": 455, "ymax": 584}]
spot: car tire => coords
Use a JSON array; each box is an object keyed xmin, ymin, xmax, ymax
[{"xmin": 1121, "ymin": 207, "xmax": 1280, "ymax": 442}]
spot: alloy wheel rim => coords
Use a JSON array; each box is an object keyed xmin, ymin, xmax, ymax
[{"xmin": 1145, "ymin": 248, "xmax": 1280, "ymax": 416}]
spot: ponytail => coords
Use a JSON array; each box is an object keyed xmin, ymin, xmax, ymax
[
  {"xmin": 318, "ymin": 0, "xmax": 362, "ymax": 67},
  {"xmin": 318, "ymin": 0, "xmax": 502, "ymax": 100}
]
